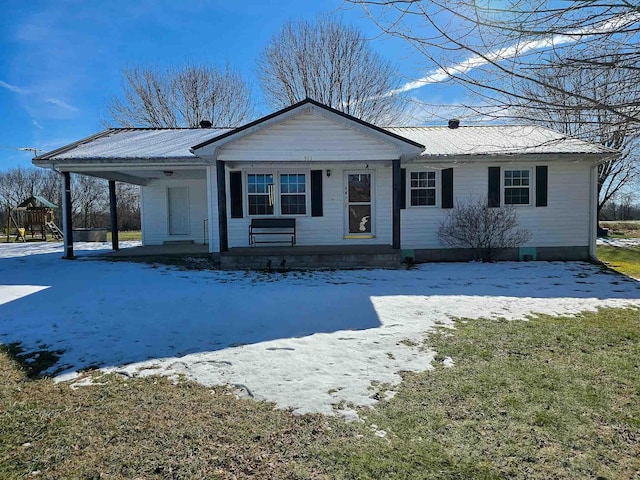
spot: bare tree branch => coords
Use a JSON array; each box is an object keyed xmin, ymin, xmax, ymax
[
  {"xmin": 107, "ymin": 64, "xmax": 254, "ymax": 128},
  {"xmin": 347, "ymin": 1, "xmax": 640, "ymax": 123},
  {"xmin": 257, "ymin": 16, "xmax": 408, "ymax": 124}
]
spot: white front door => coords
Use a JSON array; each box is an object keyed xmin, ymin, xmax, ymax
[
  {"xmin": 168, "ymin": 187, "xmax": 189, "ymax": 235},
  {"xmin": 345, "ymin": 172, "xmax": 374, "ymax": 237}
]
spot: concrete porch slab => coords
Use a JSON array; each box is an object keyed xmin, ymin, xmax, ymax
[{"xmin": 101, "ymin": 244, "xmax": 210, "ymax": 258}]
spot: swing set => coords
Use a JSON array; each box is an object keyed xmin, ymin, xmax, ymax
[{"xmin": 5, "ymin": 196, "xmax": 63, "ymax": 242}]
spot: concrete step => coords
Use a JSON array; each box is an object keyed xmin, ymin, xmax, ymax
[{"xmin": 163, "ymin": 240, "xmax": 195, "ymax": 246}]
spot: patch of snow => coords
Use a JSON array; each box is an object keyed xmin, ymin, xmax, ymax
[
  {"xmin": 382, "ymin": 390, "xmax": 397, "ymax": 401},
  {"xmin": 597, "ymin": 237, "xmax": 640, "ymax": 247},
  {"xmin": 335, "ymin": 408, "xmax": 363, "ymax": 422},
  {"xmin": 69, "ymin": 376, "xmax": 107, "ymax": 390},
  {"xmin": 1, "ymin": 242, "xmax": 640, "ymax": 416}
]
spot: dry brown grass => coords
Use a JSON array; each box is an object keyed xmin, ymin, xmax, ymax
[
  {"xmin": 601, "ymin": 220, "xmax": 640, "ymax": 238},
  {"xmin": 0, "ymin": 356, "xmax": 342, "ymax": 479}
]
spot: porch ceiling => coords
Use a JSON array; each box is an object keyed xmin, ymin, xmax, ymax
[{"xmin": 70, "ymin": 168, "xmax": 207, "ymax": 186}]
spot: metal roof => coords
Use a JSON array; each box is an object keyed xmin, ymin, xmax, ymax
[
  {"xmin": 385, "ymin": 125, "xmax": 616, "ymax": 156},
  {"xmin": 16, "ymin": 195, "xmax": 58, "ymax": 209},
  {"xmin": 35, "ymin": 123, "xmax": 615, "ymax": 163},
  {"xmin": 37, "ymin": 128, "xmax": 232, "ymax": 161}
]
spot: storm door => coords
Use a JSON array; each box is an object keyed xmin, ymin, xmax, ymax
[{"xmin": 345, "ymin": 172, "xmax": 373, "ymax": 236}]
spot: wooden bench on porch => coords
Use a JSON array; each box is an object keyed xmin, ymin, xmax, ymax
[{"xmin": 249, "ymin": 218, "xmax": 296, "ymax": 247}]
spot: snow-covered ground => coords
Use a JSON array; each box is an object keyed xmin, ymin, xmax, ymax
[
  {"xmin": 1, "ymin": 241, "xmax": 639, "ymax": 416},
  {"xmin": 597, "ymin": 237, "xmax": 640, "ymax": 247}
]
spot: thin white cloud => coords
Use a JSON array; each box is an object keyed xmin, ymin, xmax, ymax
[
  {"xmin": 0, "ymin": 80, "xmax": 28, "ymax": 94},
  {"xmin": 44, "ymin": 97, "xmax": 79, "ymax": 112},
  {"xmin": 32, "ymin": 119, "xmax": 43, "ymax": 129},
  {"xmin": 391, "ymin": 11, "xmax": 640, "ymax": 95}
]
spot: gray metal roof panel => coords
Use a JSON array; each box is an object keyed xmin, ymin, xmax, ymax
[
  {"xmin": 35, "ymin": 123, "xmax": 615, "ymax": 163},
  {"xmin": 39, "ymin": 128, "xmax": 232, "ymax": 161},
  {"xmin": 384, "ymin": 125, "xmax": 616, "ymax": 156}
]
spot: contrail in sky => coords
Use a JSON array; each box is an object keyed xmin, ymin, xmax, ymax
[{"xmin": 389, "ymin": 11, "xmax": 640, "ymax": 95}]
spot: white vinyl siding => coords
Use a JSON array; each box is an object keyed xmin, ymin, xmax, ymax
[
  {"xmin": 217, "ymin": 111, "xmax": 401, "ymax": 162},
  {"xmin": 141, "ymin": 177, "xmax": 208, "ymax": 246},
  {"xmin": 226, "ymin": 164, "xmax": 392, "ymax": 247},
  {"xmin": 401, "ymin": 162, "xmax": 591, "ymax": 249}
]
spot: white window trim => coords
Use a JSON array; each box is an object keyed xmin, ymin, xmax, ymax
[
  {"xmin": 244, "ymin": 170, "xmax": 310, "ymax": 217},
  {"xmin": 407, "ymin": 169, "xmax": 439, "ymax": 208},
  {"xmin": 502, "ymin": 167, "xmax": 533, "ymax": 207},
  {"xmin": 246, "ymin": 172, "xmax": 276, "ymax": 217}
]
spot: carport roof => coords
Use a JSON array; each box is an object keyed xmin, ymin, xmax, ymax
[{"xmin": 35, "ymin": 128, "xmax": 232, "ymax": 162}]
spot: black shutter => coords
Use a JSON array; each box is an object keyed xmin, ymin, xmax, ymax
[
  {"xmin": 400, "ymin": 168, "xmax": 406, "ymax": 210},
  {"xmin": 488, "ymin": 166, "xmax": 501, "ymax": 207},
  {"xmin": 441, "ymin": 168, "xmax": 454, "ymax": 209},
  {"xmin": 311, "ymin": 170, "xmax": 323, "ymax": 217},
  {"xmin": 536, "ymin": 166, "xmax": 548, "ymax": 207},
  {"xmin": 229, "ymin": 171, "xmax": 243, "ymax": 218}
]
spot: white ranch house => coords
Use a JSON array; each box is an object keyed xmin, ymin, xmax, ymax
[{"xmin": 33, "ymin": 99, "xmax": 616, "ymax": 267}]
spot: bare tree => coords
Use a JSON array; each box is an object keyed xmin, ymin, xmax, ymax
[
  {"xmin": 513, "ymin": 56, "xmax": 640, "ymax": 217},
  {"xmin": 438, "ymin": 196, "xmax": 531, "ymax": 262},
  {"xmin": 258, "ymin": 17, "xmax": 407, "ymax": 124},
  {"xmin": 347, "ymin": 1, "xmax": 640, "ymax": 124},
  {"xmin": 107, "ymin": 64, "xmax": 254, "ymax": 128},
  {"xmin": 0, "ymin": 167, "xmax": 60, "ymax": 208},
  {"xmin": 71, "ymin": 175, "xmax": 107, "ymax": 228},
  {"xmin": 115, "ymin": 183, "xmax": 141, "ymax": 231}
]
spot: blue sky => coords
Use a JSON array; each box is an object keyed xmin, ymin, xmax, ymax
[{"xmin": 1, "ymin": 1, "xmax": 470, "ymax": 170}]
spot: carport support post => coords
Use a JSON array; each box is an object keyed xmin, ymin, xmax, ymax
[
  {"xmin": 109, "ymin": 180, "xmax": 119, "ymax": 251},
  {"xmin": 392, "ymin": 159, "xmax": 401, "ymax": 249},
  {"xmin": 216, "ymin": 160, "xmax": 229, "ymax": 252},
  {"xmin": 62, "ymin": 171, "xmax": 74, "ymax": 259}
]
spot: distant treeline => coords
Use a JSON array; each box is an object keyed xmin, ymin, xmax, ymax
[
  {"xmin": 0, "ymin": 167, "xmax": 141, "ymax": 232},
  {"xmin": 600, "ymin": 197, "xmax": 640, "ymax": 221}
]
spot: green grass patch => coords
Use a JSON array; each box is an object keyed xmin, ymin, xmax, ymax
[
  {"xmin": 597, "ymin": 245, "xmax": 640, "ymax": 278},
  {"xmin": 2, "ymin": 308, "xmax": 639, "ymax": 478},
  {"xmin": 107, "ymin": 230, "xmax": 141, "ymax": 242},
  {"xmin": 320, "ymin": 308, "xmax": 640, "ymax": 479}
]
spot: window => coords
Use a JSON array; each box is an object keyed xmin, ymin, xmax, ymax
[
  {"xmin": 280, "ymin": 174, "xmax": 306, "ymax": 215},
  {"xmin": 504, "ymin": 169, "xmax": 530, "ymax": 205},
  {"xmin": 246, "ymin": 172, "xmax": 307, "ymax": 216},
  {"xmin": 247, "ymin": 174, "xmax": 274, "ymax": 215},
  {"xmin": 410, "ymin": 171, "xmax": 436, "ymax": 206}
]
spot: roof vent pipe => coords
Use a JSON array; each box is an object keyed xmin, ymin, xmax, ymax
[
  {"xmin": 199, "ymin": 120, "xmax": 213, "ymax": 128},
  {"xmin": 448, "ymin": 119, "xmax": 460, "ymax": 129}
]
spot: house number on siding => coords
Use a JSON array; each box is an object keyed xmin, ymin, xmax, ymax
[{"xmin": 304, "ymin": 155, "xmax": 313, "ymax": 161}]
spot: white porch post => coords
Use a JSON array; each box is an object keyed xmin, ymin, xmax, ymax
[{"xmin": 206, "ymin": 165, "xmax": 219, "ymax": 253}]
